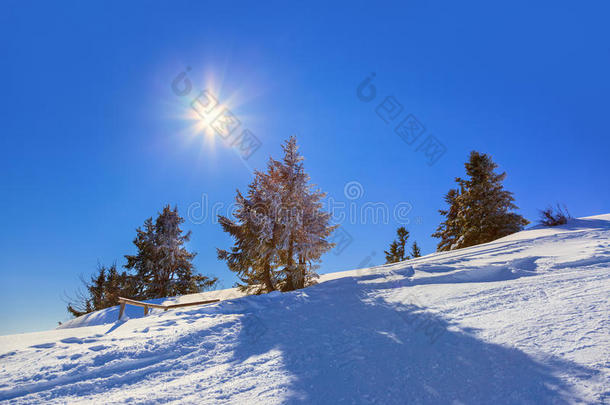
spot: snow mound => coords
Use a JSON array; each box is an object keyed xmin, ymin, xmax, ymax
[{"xmin": 0, "ymin": 214, "xmax": 609, "ymax": 404}]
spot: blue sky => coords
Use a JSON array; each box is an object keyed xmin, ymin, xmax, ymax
[{"xmin": 1, "ymin": 1, "xmax": 609, "ymax": 334}]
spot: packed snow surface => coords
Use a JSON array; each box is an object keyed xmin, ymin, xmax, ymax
[{"xmin": 1, "ymin": 215, "xmax": 609, "ymax": 404}]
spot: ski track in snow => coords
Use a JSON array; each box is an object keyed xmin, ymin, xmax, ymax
[{"xmin": 0, "ymin": 215, "xmax": 609, "ymax": 404}]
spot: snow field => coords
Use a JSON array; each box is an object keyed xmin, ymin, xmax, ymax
[{"xmin": 0, "ymin": 215, "xmax": 609, "ymax": 403}]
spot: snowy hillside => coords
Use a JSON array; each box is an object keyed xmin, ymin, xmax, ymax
[{"xmin": 1, "ymin": 215, "xmax": 609, "ymax": 404}]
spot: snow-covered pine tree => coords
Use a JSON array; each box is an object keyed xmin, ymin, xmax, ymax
[
  {"xmin": 433, "ymin": 151, "xmax": 529, "ymax": 251},
  {"xmin": 155, "ymin": 205, "xmax": 216, "ymax": 297},
  {"xmin": 124, "ymin": 217, "xmax": 156, "ymax": 298},
  {"xmin": 218, "ymin": 136, "xmax": 336, "ymax": 293},
  {"xmin": 272, "ymin": 136, "xmax": 336, "ymax": 290},
  {"xmin": 217, "ymin": 171, "xmax": 281, "ymax": 294},
  {"xmin": 67, "ymin": 207, "xmax": 216, "ymax": 317},
  {"xmin": 291, "ymin": 183, "xmax": 336, "ymax": 288},
  {"xmin": 410, "ymin": 241, "xmax": 421, "ymax": 258},
  {"xmin": 126, "ymin": 205, "xmax": 217, "ymax": 299},
  {"xmin": 384, "ymin": 227, "xmax": 410, "ymax": 263}
]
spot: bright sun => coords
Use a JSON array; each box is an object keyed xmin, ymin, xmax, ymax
[{"xmin": 164, "ymin": 64, "xmax": 264, "ymax": 170}]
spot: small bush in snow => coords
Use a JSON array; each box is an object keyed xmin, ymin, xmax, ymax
[{"xmin": 538, "ymin": 204, "xmax": 571, "ymax": 227}]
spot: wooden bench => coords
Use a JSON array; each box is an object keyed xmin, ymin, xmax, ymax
[{"xmin": 117, "ymin": 297, "xmax": 220, "ymax": 320}]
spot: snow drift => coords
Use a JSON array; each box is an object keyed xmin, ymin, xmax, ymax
[{"xmin": 0, "ymin": 215, "xmax": 609, "ymax": 404}]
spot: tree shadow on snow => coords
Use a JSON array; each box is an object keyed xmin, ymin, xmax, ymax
[{"xmin": 228, "ymin": 276, "xmax": 599, "ymax": 404}]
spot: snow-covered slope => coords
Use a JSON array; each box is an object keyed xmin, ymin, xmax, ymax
[{"xmin": 1, "ymin": 215, "xmax": 609, "ymax": 404}]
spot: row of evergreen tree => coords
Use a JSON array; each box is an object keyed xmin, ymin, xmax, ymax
[
  {"xmin": 384, "ymin": 227, "xmax": 421, "ymax": 263},
  {"xmin": 219, "ymin": 140, "xmax": 534, "ymax": 274},
  {"xmin": 70, "ymin": 139, "xmax": 554, "ymax": 316},
  {"xmin": 67, "ymin": 206, "xmax": 217, "ymax": 317},
  {"xmin": 384, "ymin": 151, "xmax": 533, "ymax": 259}
]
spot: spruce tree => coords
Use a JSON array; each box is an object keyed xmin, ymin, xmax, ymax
[
  {"xmin": 432, "ymin": 189, "xmax": 461, "ymax": 251},
  {"xmin": 272, "ymin": 136, "xmax": 336, "ymax": 290},
  {"xmin": 104, "ymin": 266, "xmax": 132, "ymax": 309},
  {"xmin": 410, "ymin": 241, "xmax": 421, "ymax": 258},
  {"xmin": 67, "ymin": 206, "xmax": 217, "ymax": 317},
  {"xmin": 433, "ymin": 151, "xmax": 529, "ymax": 251},
  {"xmin": 126, "ymin": 205, "xmax": 217, "ymax": 299},
  {"xmin": 218, "ymin": 136, "xmax": 336, "ymax": 293},
  {"xmin": 218, "ymin": 172, "xmax": 280, "ymax": 294},
  {"xmin": 384, "ymin": 227, "xmax": 409, "ymax": 263},
  {"xmin": 124, "ymin": 217, "xmax": 156, "ymax": 299},
  {"xmin": 67, "ymin": 263, "xmax": 134, "ymax": 317}
]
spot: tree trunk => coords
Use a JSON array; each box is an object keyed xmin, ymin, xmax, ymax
[
  {"xmin": 296, "ymin": 256, "xmax": 306, "ymax": 289},
  {"xmin": 284, "ymin": 237, "xmax": 295, "ymax": 291},
  {"xmin": 262, "ymin": 260, "xmax": 275, "ymax": 292}
]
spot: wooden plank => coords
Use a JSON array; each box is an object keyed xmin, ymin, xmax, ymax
[
  {"xmin": 164, "ymin": 299, "xmax": 220, "ymax": 309},
  {"xmin": 118, "ymin": 297, "xmax": 165, "ymax": 309},
  {"xmin": 117, "ymin": 297, "xmax": 221, "ymax": 321}
]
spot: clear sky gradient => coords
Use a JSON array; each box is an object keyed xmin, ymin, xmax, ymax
[{"xmin": 1, "ymin": 1, "xmax": 609, "ymax": 334}]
